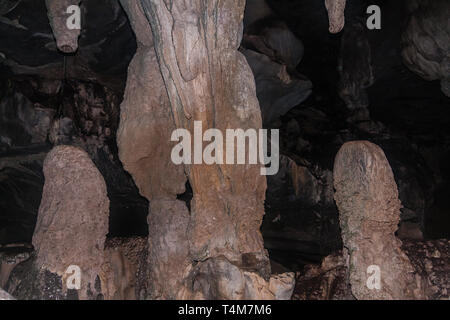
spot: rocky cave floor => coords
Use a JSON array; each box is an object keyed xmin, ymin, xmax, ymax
[{"xmin": 0, "ymin": 0, "xmax": 449, "ymax": 299}]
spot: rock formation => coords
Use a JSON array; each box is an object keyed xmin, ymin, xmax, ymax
[
  {"xmin": 241, "ymin": 8, "xmax": 312, "ymax": 126},
  {"xmin": 101, "ymin": 237, "xmax": 148, "ymax": 300},
  {"xmin": 402, "ymin": 0, "xmax": 450, "ymax": 97},
  {"xmin": 325, "ymin": 0, "xmax": 346, "ymax": 34},
  {"xmin": 293, "ymin": 239, "xmax": 450, "ymax": 300},
  {"xmin": 6, "ymin": 145, "xmax": 109, "ymax": 300},
  {"xmin": 115, "ymin": 0, "xmax": 295, "ymax": 299},
  {"xmin": 45, "ymin": 0, "xmax": 81, "ymax": 53},
  {"xmin": 116, "ymin": 0, "xmax": 190, "ymax": 300},
  {"xmin": 333, "ymin": 141, "xmax": 425, "ymax": 299}
]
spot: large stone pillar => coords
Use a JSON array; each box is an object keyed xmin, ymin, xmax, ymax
[
  {"xmin": 117, "ymin": 0, "xmax": 294, "ymax": 299},
  {"xmin": 140, "ymin": 0, "xmax": 268, "ymax": 265},
  {"xmin": 117, "ymin": 0, "xmax": 190, "ymax": 299},
  {"xmin": 7, "ymin": 145, "xmax": 109, "ymax": 300},
  {"xmin": 333, "ymin": 141, "xmax": 425, "ymax": 299}
]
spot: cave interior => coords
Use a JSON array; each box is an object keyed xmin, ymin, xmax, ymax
[{"xmin": 0, "ymin": 0, "xmax": 449, "ymax": 300}]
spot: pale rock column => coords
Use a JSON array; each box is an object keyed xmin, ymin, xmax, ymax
[
  {"xmin": 333, "ymin": 141, "xmax": 425, "ymax": 299},
  {"xmin": 118, "ymin": 0, "xmax": 294, "ymax": 299},
  {"xmin": 117, "ymin": 0, "xmax": 190, "ymax": 299}
]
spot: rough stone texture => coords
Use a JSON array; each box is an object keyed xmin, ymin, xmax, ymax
[
  {"xmin": 101, "ymin": 237, "xmax": 148, "ymax": 300},
  {"xmin": 0, "ymin": 244, "xmax": 32, "ymax": 288},
  {"xmin": 146, "ymin": 199, "xmax": 191, "ymax": 299},
  {"xmin": 401, "ymin": 0, "xmax": 450, "ymax": 98},
  {"xmin": 178, "ymin": 256, "xmax": 295, "ymax": 300},
  {"xmin": 117, "ymin": 0, "xmax": 190, "ymax": 300},
  {"xmin": 30, "ymin": 145, "xmax": 109, "ymax": 300},
  {"xmin": 45, "ymin": 0, "xmax": 81, "ymax": 53},
  {"xmin": 333, "ymin": 141, "xmax": 425, "ymax": 299},
  {"xmin": 141, "ymin": 0, "xmax": 268, "ymax": 262},
  {"xmin": 402, "ymin": 239, "xmax": 450, "ymax": 300},
  {"xmin": 0, "ymin": 287, "xmax": 15, "ymax": 300},
  {"xmin": 117, "ymin": 0, "xmax": 185, "ymax": 202},
  {"xmin": 293, "ymin": 240, "xmax": 450, "ymax": 300},
  {"xmin": 119, "ymin": 0, "xmax": 295, "ymax": 299},
  {"xmin": 293, "ymin": 252, "xmax": 351, "ymax": 300},
  {"xmin": 325, "ymin": 0, "xmax": 346, "ymax": 34}
]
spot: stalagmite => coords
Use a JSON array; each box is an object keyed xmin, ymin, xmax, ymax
[
  {"xmin": 333, "ymin": 141, "xmax": 425, "ymax": 299},
  {"xmin": 6, "ymin": 145, "xmax": 109, "ymax": 300},
  {"xmin": 117, "ymin": 0, "xmax": 190, "ymax": 299},
  {"xmin": 117, "ymin": 0, "xmax": 294, "ymax": 299},
  {"xmin": 325, "ymin": 0, "xmax": 346, "ymax": 34},
  {"xmin": 45, "ymin": 0, "xmax": 81, "ymax": 53}
]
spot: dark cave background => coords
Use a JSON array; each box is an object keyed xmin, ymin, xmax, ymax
[{"xmin": 0, "ymin": 0, "xmax": 449, "ymax": 273}]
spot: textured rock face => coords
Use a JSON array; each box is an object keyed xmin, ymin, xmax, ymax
[
  {"xmin": 293, "ymin": 252, "xmax": 351, "ymax": 300},
  {"xmin": 402, "ymin": 0, "xmax": 450, "ymax": 97},
  {"xmin": 333, "ymin": 141, "xmax": 425, "ymax": 299},
  {"xmin": 0, "ymin": 287, "xmax": 15, "ymax": 300},
  {"xmin": 117, "ymin": 0, "xmax": 185, "ymax": 202},
  {"xmin": 102, "ymin": 237, "xmax": 148, "ymax": 300},
  {"xmin": 0, "ymin": 247, "xmax": 32, "ymax": 288},
  {"xmin": 293, "ymin": 240, "xmax": 450, "ymax": 300},
  {"xmin": 45, "ymin": 0, "xmax": 81, "ymax": 53},
  {"xmin": 117, "ymin": 0, "xmax": 189, "ymax": 300},
  {"xmin": 30, "ymin": 145, "xmax": 109, "ymax": 299},
  {"xmin": 116, "ymin": 0, "xmax": 295, "ymax": 299},
  {"xmin": 325, "ymin": 0, "xmax": 346, "ymax": 34},
  {"xmin": 402, "ymin": 240, "xmax": 450, "ymax": 300},
  {"xmin": 141, "ymin": 0, "xmax": 268, "ymax": 262}
]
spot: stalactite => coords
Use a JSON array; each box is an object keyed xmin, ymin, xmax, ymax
[{"xmin": 45, "ymin": 0, "xmax": 81, "ymax": 53}]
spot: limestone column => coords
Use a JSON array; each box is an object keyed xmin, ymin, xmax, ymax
[{"xmin": 333, "ymin": 141, "xmax": 425, "ymax": 299}]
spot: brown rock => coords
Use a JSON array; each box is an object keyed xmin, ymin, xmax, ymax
[
  {"xmin": 31, "ymin": 145, "xmax": 109, "ymax": 299},
  {"xmin": 333, "ymin": 141, "xmax": 425, "ymax": 299},
  {"xmin": 101, "ymin": 237, "xmax": 148, "ymax": 300},
  {"xmin": 117, "ymin": 0, "xmax": 190, "ymax": 299}
]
